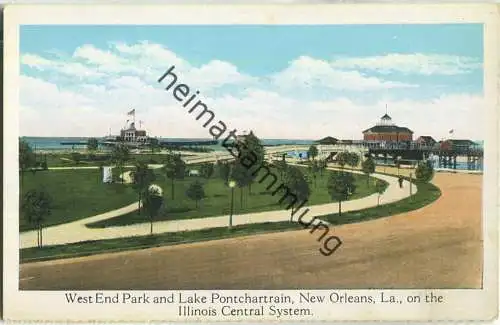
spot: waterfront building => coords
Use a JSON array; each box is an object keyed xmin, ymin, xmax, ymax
[{"xmin": 362, "ymin": 114, "xmax": 413, "ymax": 142}]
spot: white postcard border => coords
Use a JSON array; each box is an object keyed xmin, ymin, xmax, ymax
[{"xmin": 3, "ymin": 4, "xmax": 499, "ymax": 322}]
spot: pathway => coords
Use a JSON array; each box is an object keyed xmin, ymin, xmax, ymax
[{"xmin": 20, "ymin": 165, "xmax": 416, "ymax": 249}]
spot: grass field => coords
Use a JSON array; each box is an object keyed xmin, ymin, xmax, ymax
[
  {"xmin": 19, "ymin": 169, "xmax": 137, "ymax": 232},
  {"xmin": 20, "ymin": 177, "xmax": 439, "ymax": 263},
  {"xmin": 86, "ymin": 167, "xmax": 384, "ymax": 228},
  {"xmin": 41, "ymin": 152, "xmax": 198, "ymax": 167}
]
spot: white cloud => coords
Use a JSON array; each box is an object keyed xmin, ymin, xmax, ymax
[
  {"xmin": 19, "ymin": 42, "xmax": 484, "ymax": 140},
  {"xmin": 272, "ymin": 56, "xmax": 417, "ymax": 91},
  {"xmin": 19, "ymin": 74, "xmax": 484, "ymax": 140},
  {"xmin": 21, "ymin": 53, "xmax": 104, "ymax": 78},
  {"xmin": 331, "ymin": 53, "xmax": 482, "ymax": 75}
]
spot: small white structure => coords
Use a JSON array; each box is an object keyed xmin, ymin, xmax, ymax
[
  {"xmin": 102, "ymin": 166, "xmax": 113, "ymax": 183},
  {"xmin": 188, "ymin": 169, "xmax": 200, "ymax": 177},
  {"xmin": 148, "ymin": 184, "xmax": 163, "ymax": 196}
]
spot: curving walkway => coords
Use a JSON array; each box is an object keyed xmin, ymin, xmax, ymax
[{"xmin": 20, "ymin": 164, "xmax": 416, "ymax": 249}]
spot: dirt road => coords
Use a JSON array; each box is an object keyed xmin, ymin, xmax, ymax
[{"xmin": 20, "ymin": 172, "xmax": 482, "ymax": 290}]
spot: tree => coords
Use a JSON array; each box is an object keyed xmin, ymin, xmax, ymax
[
  {"xmin": 361, "ymin": 156, "xmax": 376, "ymax": 186},
  {"xmin": 310, "ymin": 160, "xmax": 319, "ymax": 187},
  {"xmin": 284, "ymin": 166, "xmax": 311, "ymax": 221},
  {"xmin": 71, "ymin": 152, "xmax": 82, "ymax": 165},
  {"xmin": 415, "ymin": 160, "xmax": 434, "ymax": 183},
  {"xmin": 217, "ymin": 161, "xmax": 231, "ymax": 184},
  {"xmin": 336, "ymin": 151, "xmax": 349, "ymax": 169},
  {"xmin": 131, "ymin": 161, "xmax": 156, "ymax": 215},
  {"xmin": 375, "ymin": 180, "xmax": 386, "ymax": 206},
  {"xmin": 275, "ymin": 159, "xmax": 288, "ymax": 180},
  {"xmin": 318, "ymin": 159, "xmax": 327, "ymax": 176},
  {"xmin": 22, "ymin": 189, "xmax": 52, "ymax": 248},
  {"xmin": 307, "ymin": 145, "xmax": 319, "ymax": 161},
  {"xmin": 142, "ymin": 185, "xmax": 164, "ymax": 235},
  {"xmin": 200, "ymin": 163, "xmax": 215, "ymax": 179},
  {"xmin": 237, "ymin": 131, "xmax": 265, "ymax": 194},
  {"xmin": 162, "ymin": 152, "xmax": 186, "ymax": 200},
  {"xmin": 112, "ymin": 144, "xmax": 130, "ymax": 183},
  {"xmin": 149, "ymin": 138, "xmax": 160, "ymax": 153},
  {"xmin": 230, "ymin": 162, "xmax": 253, "ymax": 208},
  {"xmin": 19, "ymin": 138, "xmax": 35, "ymax": 186},
  {"xmin": 185, "ymin": 180, "xmax": 205, "ymax": 208},
  {"xmin": 347, "ymin": 152, "xmax": 360, "ymax": 171},
  {"xmin": 87, "ymin": 137, "xmax": 99, "ymax": 152},
  {"xmin": 327, "ymin": 172, "xmax": 356, "ymax": 216}
]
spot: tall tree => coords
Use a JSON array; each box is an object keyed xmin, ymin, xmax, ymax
[
  {"xmin": 112, "ymin": 144, "xmax": 130, "ymax": 183},
  {"xmin": 237, "ymin": 131, "xmax": 265, "ymax": 194},
  {"xmin": 162, "ymin": 152, "xmax": 186, "ymax": 200},
  {"xmin": 275, "ymin": 159, "xmax": 288, "ymax": 181},
  {"xmin": 217, "ymin": 161, "xmax": 231, "ymax": 184},
  {"xmin": 284, "ymin": 166, "xmax": 311, "ymax": 221},
  {"xmin": 142, "ymin": 185, "xmax": 164, "ymax": 235},
  {"xmin": 415, "ymin": 160, "xmax": 435, "ymax": 183},
  {"xmin": 361, "ymin": 156, "xmax": 376, "ymax": 186},
  {"xmin": 22, "ymin": 189, "xmax": 52, "ymax": 248},
  {"xmin": 310, "ymin": 160, "xmax": 320, "ymax": 187},
  {"xmin": 336, "ymin": 151, "xmax": 349, "ymax": 169},
  {"xmin": 87, "ymin": 137, "xmax": 99, "ymax": 152},
  {"xmin": 200, "ymin": 163, "xmax": 215, "ymax": 179},
  {"xmin": 185, "ymin": 180, "xmax": 205, "ymax": 209},
  {"xmin": 318, "ymin": 159, "xmax": 327, "ymax": 176},
  {"xmin": 347, "ymin": 152, "xmax": 360, "ymax": 171},
  {"xmin": 149, "ymin": 138, "xmax": 160, "ymax": 153},
  {"xmin": 230, "ymin": 162, "xmax": 253, "ymax": 208},
  {"xmin": 19, "ymin": 138, "xmax": 35, "ymax": 186},
  {"xmin": 307, "ymin": 145, "xmax": 319, "ymax": 161},
  {"xmin": 131, "ymin": 161, "xmax": 156, "ymax": 215},
  {"xmin": 327, "ymin": 172, "xmax": 356, "ymax": 217}
]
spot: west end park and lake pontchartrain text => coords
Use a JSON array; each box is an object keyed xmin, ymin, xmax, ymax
[{"xmin": 65, "ymin": 292, "xmax": 427, "ymax": 318}]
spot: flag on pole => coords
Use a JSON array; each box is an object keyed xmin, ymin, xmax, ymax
[
  {"xmin": 127, "ymin": 109, "xmax": 135, "ymax": 116},
  {"xmin": 449, "ymin": 129, "xmax": 454, "ymax": 134}
]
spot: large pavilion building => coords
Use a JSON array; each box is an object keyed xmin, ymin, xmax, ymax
[{"xmin": 362, "ymin": 114, "xmax": 413, "ymax": 142}]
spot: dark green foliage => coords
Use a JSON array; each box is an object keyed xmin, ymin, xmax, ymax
[
  {"xmin": 71, "ymin": 152, "xmax": 82, "ymax": 165},
  {"xmin": 347, "ymin": 152, "xmax": 360, "ymax": 170},
  {"xmin": 185, "ymin": 180, "xmax": 205, "ymax": 208},
  {"xmin": 142, "ymin": 186, "xmax": 164, "ymax": 235},
  {"xmin": 19, "ymin": 139, "xmax": 36, "ymax": 178},
  {"xmin": 200, "ymin": 163, "xmax": 215, "ymax": 179},
  {"xmin": 162, "ymin": 152, "xmax": 186, "ymax": 200},
  {"xmin": 327, "ymin": 171, "xmax": 356, "ymax": 216},
  {"xmin": 307, "ymin": 145, "xmax": 319, "ymax": 160},
  {"xmin": 217, "ymin": 161, "xmax": 231, "ymax": 183},
  {"xmin": 21, "ymin": 188, "xmax": 53, "ymax": 247},
  {"xmin": 336, "ymin": 151, "xmax": 350, "ymax": 168},
  {"xmin": 111, "ymin": 144, "xmax": 130, "ymax": 183},
  {"xmin": 283, "ymin": 166, "xmax": 311, "ymax": 220},
  {"xmin": 415, "ymin": 160, "xmax": 435, "ymax": 183},
  {"xmin": 87, "ymin": 137, "xmax": 99, "ymax": 151},
  {"xmin": 130, "ymin": 161, "xmax": 156, "ymax": 215},
  {"xmin": 362, "ymin": 157, "xmax": 376, "ymax": 185}
]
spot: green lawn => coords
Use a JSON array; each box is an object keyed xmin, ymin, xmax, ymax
[
  {"xmin": 21, "ymin": 222, "xmax": 304, "ymax": 263},
  {"xmin": 19, "ymin": 169, "xmax": 137, "ymax": 232},
  {"xmin": 42, "ymin": 152, "xmax": 194, "ymax": 167},
  {"xmin": 86, "ymin": 167, "xmax": 384, "ymax": 228},
  {"xmin": 321, "ymin": 178, "xmax": 441, "ymax": 225},
  {"xmin": 20, "ymin": 178, "xmax": 440, "ymax": 264}
]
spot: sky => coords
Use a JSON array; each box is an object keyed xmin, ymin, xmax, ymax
[{"xmin": 19, "ymin": 24, "xmax": 484, "ymax": 140}]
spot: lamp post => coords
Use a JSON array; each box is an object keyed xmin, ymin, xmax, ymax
[
  {"xmin": 228, "ymin": 180, "xmax": 236, "ymax": 230},
  {"xmin": 409, "ymin": 172, "xmax": 413, "ymax": 198}
]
